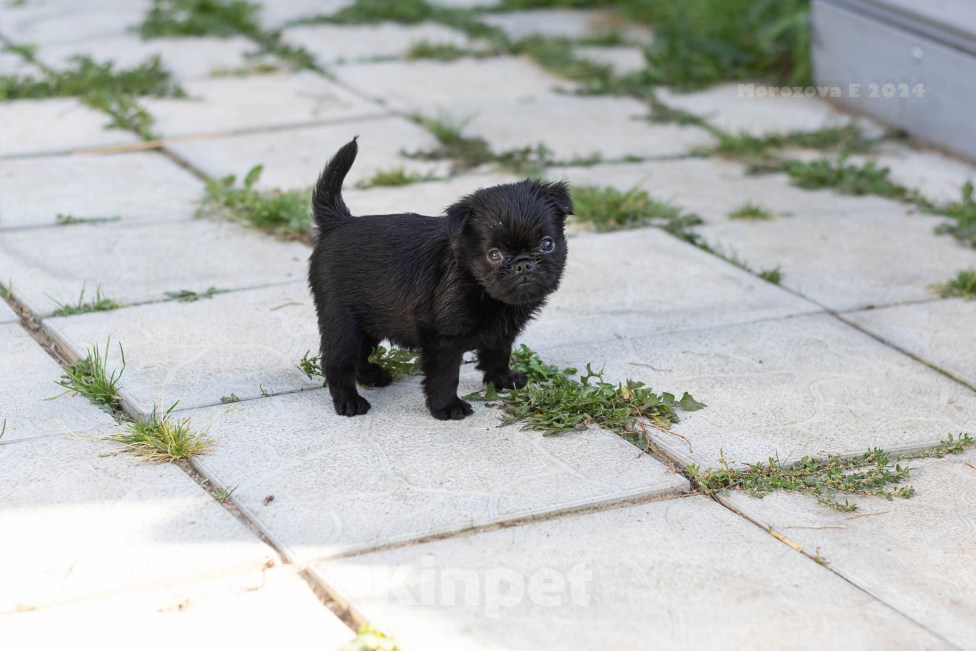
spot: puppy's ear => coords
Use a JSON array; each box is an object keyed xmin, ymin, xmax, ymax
[
  {"xmin": 534, "ymin": 180, "xmax": 574, "ymax": 217},
  {"xmin": 446, "ymin": 196, "xmax": 473, "ymax": 240}
]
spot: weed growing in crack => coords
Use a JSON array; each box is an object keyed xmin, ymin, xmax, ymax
[
  {"xmin": 932, "ymin": 267, "xmax": 976, "ymax": 300},
  {"xmin": 728, "ymin": 201, "xmax": 773, "ymax": 220},
  {"xmin": 465, "ymin": 345, "xmax": 705, "ymax": 447},
  {"xmin": 140, "ymin": 0, "xmax": 316, "ymax": 69},
  {"xmin": 571, "ymin": 185, "xmax": 701, "ymax": 233},
  {"xmin": 339, "ymin": 623, "xmax": 403, "ymax": 651},
  {"xmin": 405, "ymin": 113, "xmax": 495, "ymax": 172},
  {"xmin": 199, "ymin": 165, "xmax": 312, "ymax": 239},
  {"xmin": 48, "ymin": 284, "xmax": 124, "ymax": 317},
  {"xmin": 220, "ymin": 393, "xmax": 240, "ymax": 403},
  {"xmin": 713, "ymin": 124, "xmax": 875, "ymax": 161},
  {"xmin": 355, "ymin": 167, "xmax": 436, "ymax": 189},
  {"xmin": 164, "ymin": 287, "xmax": 225, "ymax": 302},
  {"xmin": 299, "ymin": 346, "xmax": 421, "ymax": 386},
  {"xmin": 406, "ymin": 40, "xmax": 474, "ymax": 61},
  {"xmin": 935, "ymin": 181, "xmax": 976, "ymax": 248},
  {"xmin": 758, "ymin": 266, "xmax": 783, "ymax": 285},
  {"xmin": 50, "ymin": 338, "xmax": 125, "ymax": 416},
  {"xmin": 107, "ymin": 402, "xmax": 213, "ymax": 462},
  {"xmin": 691, "ymin": 434, "xmax": 975, "ymax": 511},
  {"xmin": 210, "ymin": 483, "xmax": 238, "ymax": 502},
  {"xmin": 55, "ymin": 214, "xmax": 122, "ymax": 226}
]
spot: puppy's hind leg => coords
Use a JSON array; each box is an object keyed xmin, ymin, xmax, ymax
[
  {"xmin": 321, "ymin": 317, "xmax": 371, "ymax": 417},
  {"xmin": 355, "ymin": 336, "xmax": 393, "ymax": 388}
]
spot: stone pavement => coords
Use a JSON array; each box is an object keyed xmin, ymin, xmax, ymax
[{"xmin": 1, "ymin": 2, "xmax": 975, "ymax": 650}]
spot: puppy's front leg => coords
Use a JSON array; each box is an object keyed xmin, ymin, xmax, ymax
[
  {"xmin": 421, "ymin": 343, "xmax": 472, "ymax": 420},
  {"xmin": 476, "ymin": 337, "xmax": 527, "ymax": 390}
]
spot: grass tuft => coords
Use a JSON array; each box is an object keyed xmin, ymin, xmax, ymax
[
  {"xmin": 572, "ymin": 185, "xmax": 702, "ymax": 233},
  {"xmin": 406, "ymin": 40, "xmax": 473, "ymax": 61},
  {"xmin": 210, "ymin": 483, "xmax": 238, "ymax": 502},
  {"xmin": 48, "ymin": 284, "xmax": 124, "ymax": 317},
  {"xmin": 758, "ymin": 266, "xmax": 783, "ymax": 285},
  {"xmin": 164, "ymin": 287, "xmax": 225, "ymax": 302},
  {"xmin": 50, "ymin": 338, "xmax": 126, "ymax": 416},
  {"xmin": 465, "ymin": 345, "xmax": 705, "ymax": 445},
  {"xmin": 935, "ymin": 181, "xmax": 976, "ymax": 248},
  {"xmin": 339, "ymin": 623, "xmax": 403, "ymax": 651},
  {"xmin": 728, "ymin": 201, "xmax": 773, "ymax": 221},
  {"xmin": 405, "ymin": 113, "xmax": 495, "ymax": 172},
  {"xmin": 713, "ymin": 124, "xmax": 874, "ymax": 161},
  {"xmin": 299, "ymin": 346, "xmax": 421, "ymax": 386},
  {"xmin": 106, "ymin": 402, "xmax": 213, "ymax": 462},
  {"xmin": 56, "ymin": 214, "xmax": 122, "ymax": 226},
  {"xmin": 199, "ymin": 165, "xmax": 312, "ymax": 238},
  {"xmin": 932, "ymin": 267, "xmax": 976, "ymax": 300},
  {"xmin": 355, "ymin": 167, "xmax": 435, "ymax": 189},
  {"xmin": 690, "ymin": 434, "xmax": 975, "ymax": 511}
]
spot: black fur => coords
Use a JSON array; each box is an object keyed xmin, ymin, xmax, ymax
[{"xmin": 308, "ymin": 138, "xmax": 572, "ymax": 420}]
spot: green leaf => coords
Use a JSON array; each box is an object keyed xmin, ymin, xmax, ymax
[
  {"xmin": 243, "ymin": 165, "xmax": 263, "ymax": 190},
  {"xmin": 677, "ymin": 392, "xmax": 706, "ymax": 411}
]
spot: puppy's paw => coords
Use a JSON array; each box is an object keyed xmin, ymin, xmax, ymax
[
  {"xmin": 357, "ymin": 363, "xmax": 393, "ymax": 387},
  {"xmin": 429, "ymin": 398, "xmax": 474, "ymax": 421},
  {"xmin": 333, "ymin": 394, "xmax": 371, "ymax": 417},
  {"xmin": 484, "ymin": 369, "xmax": 528, "ymax": 390}
]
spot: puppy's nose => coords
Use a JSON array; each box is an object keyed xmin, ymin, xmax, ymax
[{"xmin": 513, "ymin": 259, "xmax": 535, "ymax": 275}]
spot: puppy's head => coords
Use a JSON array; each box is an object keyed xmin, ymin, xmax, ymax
[{"xmin": 447, "ymin": 179, "xmax": 572, "ymax": 305}]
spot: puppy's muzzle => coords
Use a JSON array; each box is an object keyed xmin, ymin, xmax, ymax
[{"xmin": 512, "ymin": 256, "xmax": 536, "ymax": 279}]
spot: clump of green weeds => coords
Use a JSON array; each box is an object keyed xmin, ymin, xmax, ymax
[
  {"xmin": 691, "ymin": 434, "xmax": 974, "ymax": 511},
  {"xmin": 355, "ymin": 167, "xmax": 435, "ymax": 189},
  {"xmin": 220, "ymin": 393, "xmax": 240, "ymax": 403},
  {"xmin": 106, "ymin": 402, "xmax": 213, "ymax": 462},
  {"xmin": 935, "ymin": 181, "xmax": 976, "ymax": 248},
  {"xmin": 728, "ymin": 201, "xmax": 773, "ymax": 221},
  {"xmin": 572, "ymin": 185, "xmax": 702, "ymax": 233},
  {"xmin": 199, "ymin": 165, "xmax": 312, "ymax": 238},
  {"xmin": 713, "ymin": 124, "xmax": 875, "ymax": 161},
  {"xmin": 48, "ymin": 284, "xmax": 124, "ymax": 317},
  {"xmin": 932, "ymin": 267, "xmax": 976, "ymax": 300},
  {"xmin": 55, "ymin": 214, "xmax": 122, "ymax": 226},
  {"xmin": 140, "ymin": 0, "xmax": 316, "ymax": 69},
  {"xmin": 406, "ymin": 40, "xmax": 474, "ymax": 62},
  {"xmin": 776, "ymin": 157, "xmax": 923, "ymax": 201},
  {"xmin": 50, "ymin": 338, "xmax": 126, "ymax": 416},
  {"xmin": 339, "ymin": 623, "xmax": 402, "ymax": 651},
  {"xmin": 298, "ymin": 346, "xmax": 421, "ymax": 386},
  {"xmin": 164, "ymin": 287, "xmax": 225, "ymax": 302},
  {"xmin": 465, "ymin": 345, "xmax": 705, "ymax": 445},
  {"xmin": 405, "ymin": 113, "xmax": 495, "ymax": 172},
  {"xmin": 758, "ymin": 266, "xmax": 783, "ymax": 285}
]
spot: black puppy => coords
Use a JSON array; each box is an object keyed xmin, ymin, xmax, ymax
[{"xmin": 308, "ymin": 138, "xmax": 572, "ymax": 420}]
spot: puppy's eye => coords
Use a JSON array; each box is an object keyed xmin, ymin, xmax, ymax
[
  {"xmin": 540, "ymin": 237, "xmax": 555, "ymax": 253},
  {"xmin": 487, "ymin": 249, "xmax": 503, "ymax": 264}
]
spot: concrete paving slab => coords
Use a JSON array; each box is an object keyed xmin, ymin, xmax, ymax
[
  {"xmin": 452, "ymin": 95, "xmax": 714, "ymax": 161},
  {"xmin": 344, "ymin": 171, "xmax": 519, "ymax": 216},
  {"xmin": 43, "ymin": 283, "xmax": 323, "ymax": 417},
  {"xmin": 257, "ymin": 0, "xmax": 353, "ymax": 28},
  {"xmin": 312, "ymin": 496, "xmax": 947, "ymax": 650},
  {"xmin": 548, "ymin": 158, "xmax": 906, "ymax": 224},
  {"xmin": 0, "ymin": 299, "xmax": 16, "ymax": 324},
  {"xmin": 0, "ymin": 433, "xmax": 276, "ymax": 613},
  {"xmin": 0, "ymin": 323, "xmax": 114, "ymax": 444},
  {"xmin": 0, "ymin": 98, "xmax": 140, "ymax": 158},
  {"xmin": 0, "ymin": 0, "xmax": 149, "ymax": 47},
  {"xmin": 0, "ymin": 152, "xmax": 204, "ymax": 230},
  {"xmin": 722, "ymin": 447, "xmax": 976, "ymax": 651},
  {"xmin": 166, "ymin": 116, "xmax": 447, "ymax": 192},
  {"xmin": 520, "ymin": 228, "xmax": 820, "ymax": 349},
  {"xmin": 657, "ymin": 82, "xmax": 859, "ymax": 136},
  {"xmin": 844, "ymin": 298, "xmax": 976, "ymax": 389},
  {"xmin": 331, "ymin": 57, "xmax": 568, "ymax": 114},
  {"xmin": 695, "ymin": 210, "xmax": 976, "ymax": 311},
  {"xmin": 0, "ymin": 219, "xmax": 311, "ymax": 318},
  {"xmin": 35, "ymin": 35, "xmax": 259, "ymax": 81},
  {"xmin": 479, "ymin": 9, "xmax": 616, "ymax": 40},
  {"xmin": 1, "ymin": 566, "xmax": 355, "ymax": 651},
  {"xmin": 855, "ymin": 144, "xmax": 976, "ymax": 204},
  {"xmin": 576, "ymin": 45, "xmax": 647, "ymax": 76},
  {"xmin": 143, "ymin": 71, "xmax": 388, "ymax": 138},
  {"xmin": 283, "ymin": 22, "xmax": 470, "ymax": 65},
  {"xmin": 192, "ymin": 385, "xmax": 689, "ymax": 563},
  {"xmin": 533, "ymin": 313, "xmax": 976, "ymax": 470}
]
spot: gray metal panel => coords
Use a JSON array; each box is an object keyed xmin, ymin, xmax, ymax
[
  {"xmin": 813, "ymin": 0, "xmax": 976, "ymax": 162},
  {"xmin": 825, "ymin": 0, "xmax": 976, "ymax": 54}
]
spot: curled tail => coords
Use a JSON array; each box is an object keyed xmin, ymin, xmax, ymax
[{"xmin": 312, "ymin": 137, "xmax": 357, "ymax": 237}]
